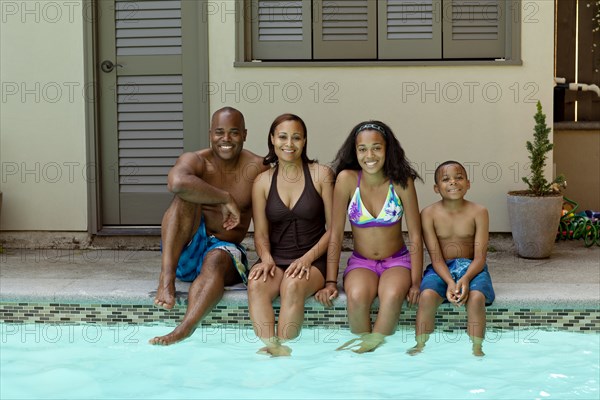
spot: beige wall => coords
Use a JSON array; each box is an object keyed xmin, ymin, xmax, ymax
[
  {"xmin": 0, "ymin": 1, "xmax": 556, "ymax": 233},
  {"xmin": 208, "ymin": 1, "xmax": 556, "ymax": 232},
  {"xmin": 0, "ymin": 1, "xmax": 88, "ymax": 231}
]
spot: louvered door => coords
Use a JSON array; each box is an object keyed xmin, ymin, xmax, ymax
[
  {"xmin": 97, "ymin": 0, "xmax": 207, "ymax": 226},
  {"xmin": 443, "ymin": 0, "xmax": 506, "ymax": 58},
  {"xmin": 313, "ymin": 0, "xmax": 376, "ymax": 59}
]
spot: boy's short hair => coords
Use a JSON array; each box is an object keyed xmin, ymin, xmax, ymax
[{"xmin": 434, "ymin": 160, "xmax": 467, "ymax": 184}]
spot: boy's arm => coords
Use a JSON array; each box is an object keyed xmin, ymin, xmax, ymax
[
  {"xmin": 461, "ymin": 206, "xmax": 489, "ymax": 281},
  {"xmin": 421, "ymin": 207, "xmax": 454, "ymax": 286}
]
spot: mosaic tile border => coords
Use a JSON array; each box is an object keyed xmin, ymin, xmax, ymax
[{"xmin": 0, "ymin": 302, "xmax": 598, "ymax": 333}]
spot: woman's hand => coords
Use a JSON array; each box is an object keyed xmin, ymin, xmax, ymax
[
  {"xmin": 315, "ymin": 283, "xmax": 338, "ymax": 307},
  {"xmin": 286, "ymin": 256, "xmax": 313, "ymax": 280},
  {"xmin": 248, "ymin": 262, "xmax": 277, "ymax": 282}
]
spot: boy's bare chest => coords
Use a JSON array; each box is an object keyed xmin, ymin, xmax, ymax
[{"xmin": 434, "ymin": 214, "xmax": 475, "ymax": 240}]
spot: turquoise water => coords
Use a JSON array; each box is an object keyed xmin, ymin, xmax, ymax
[{"xmin": 1, "ymin": 324, "xmax": 598, "ymax": 399}]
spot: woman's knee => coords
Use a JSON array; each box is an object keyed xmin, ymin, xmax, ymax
[
  {"xmin": 246, "ymin": 278, "xmax": 262, "ymax": 293},
  {"xmin": 280, "ymin": 277, "xmax": 313, "ymax": 301}
]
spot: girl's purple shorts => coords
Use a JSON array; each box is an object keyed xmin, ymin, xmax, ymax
[{"xmin": 343, "ymin": 246, "xmax": 412, "ymax": 278}]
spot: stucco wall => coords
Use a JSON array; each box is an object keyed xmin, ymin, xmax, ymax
[
  {"xmin": 0, "ymin": 0, "xmax": 556, "ymax": 233},
  {"xmin": 0, "ymin": 0, "xmax": 88, "ymax": 231},
  {"xmin": 208, "ymin": 1, "xmax": 555, "ymax": 233}
]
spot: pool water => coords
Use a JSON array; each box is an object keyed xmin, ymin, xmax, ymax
[{"xmin": 1, "ymin": 323, "xmax": 598, "ymax": 399}]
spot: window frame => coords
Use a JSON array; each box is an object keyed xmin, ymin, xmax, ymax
[{"xmin": 235, "ymin": 0, "xmax": 522, "ymax": 66}]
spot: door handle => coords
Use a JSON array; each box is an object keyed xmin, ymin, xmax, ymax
[{"xmin": 100, "ymin": 60, "xmax": 123, "ymax": 73}]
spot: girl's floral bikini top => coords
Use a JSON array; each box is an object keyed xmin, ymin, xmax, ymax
[{"xmin": 347, "ymin": 171, "xmax": 403, "ymax": 228}]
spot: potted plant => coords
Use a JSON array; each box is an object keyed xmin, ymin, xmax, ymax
[{"xmin": 507, "ymin": 101, "xmax": 566, "ymax": 258}]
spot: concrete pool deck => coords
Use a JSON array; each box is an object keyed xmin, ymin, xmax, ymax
[{"xmin": 1, "ymin": 235, "xmax": 598, "ymax": 309}]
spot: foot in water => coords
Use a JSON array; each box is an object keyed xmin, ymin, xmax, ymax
[
  {"xmin": 472, "ymin": 345, "xmax": 485, "ymax": 357},
  {"xmin": 336, "ymin": 332, "xmax": 386, "ymax": 353},
  {"xmin": 257, "ymin": 337, "xmax": 292, "ymax": 357},
  {"xmin": 407, "ymin": 344, "xmax": 425, "ymax": 356},
  {"xmin": 407, "ymin": 334, "xmax": 429, "ymax": 356},
  {"xmin": 471, "ymin": 336, "xmax": 485, "ymax": 357},
  {"xmin": 154, "ymin": 272, "xmax": 176, "ymax": 310},
  {"xmin": 148, "ymin": 325, "xmax": 194, "ymax": 346}
]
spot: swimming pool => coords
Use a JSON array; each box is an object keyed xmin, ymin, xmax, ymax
[{"xmin": 1, "ymin": 323, "xmax": 598, "ymax": 399}]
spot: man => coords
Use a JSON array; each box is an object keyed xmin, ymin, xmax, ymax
[{"xmin": 150, "ymin": 107, "xmax": 266, "ymax": 345}]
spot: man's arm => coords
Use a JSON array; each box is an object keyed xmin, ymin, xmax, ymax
[
  {"xmin": 167, "ymin": 152, "xmax": 234, "ymax": 206},
  {"xmin": 168, "ymin": 152, "xmax": 241, "ymax": 229}
]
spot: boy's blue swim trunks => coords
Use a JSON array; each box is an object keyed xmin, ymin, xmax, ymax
[
  {"xmin": 420, "ymin": 258, "xmax": 495, "ymax": 305},
  {"xmin": 175, "ymin": 217, "xmax": 249, "ymax": 284}
]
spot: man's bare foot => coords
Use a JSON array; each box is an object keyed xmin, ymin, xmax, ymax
[
  {"xmin": 154, "ymin": 272, "xmax": 176, "ymax": 310},
  {"xmin": 148, "ymin": 325, "xmax": 193, "ymax": 346}
]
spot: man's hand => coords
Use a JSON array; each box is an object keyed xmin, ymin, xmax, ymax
[{"xmin": 220, "ymin": 195, "xmax": 241, "ymax": 230}]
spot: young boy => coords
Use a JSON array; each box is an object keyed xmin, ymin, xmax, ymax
[{"xmin": 408, "ymin": 161, "xmax": 495, "ymax": 356}]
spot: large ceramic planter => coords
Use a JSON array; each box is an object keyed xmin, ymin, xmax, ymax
[{"xmin": 507, "ymin": 192, "xmax": 563, "ymax": 258}]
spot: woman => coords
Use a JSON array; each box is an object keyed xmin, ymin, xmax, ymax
[
  {"xmin": 315, "ymin": 120, "xmax": 423, "ymax": 353},
  {"xmin": 248, "ymin": 113, "xmax": 333, "ymax": 356}
]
